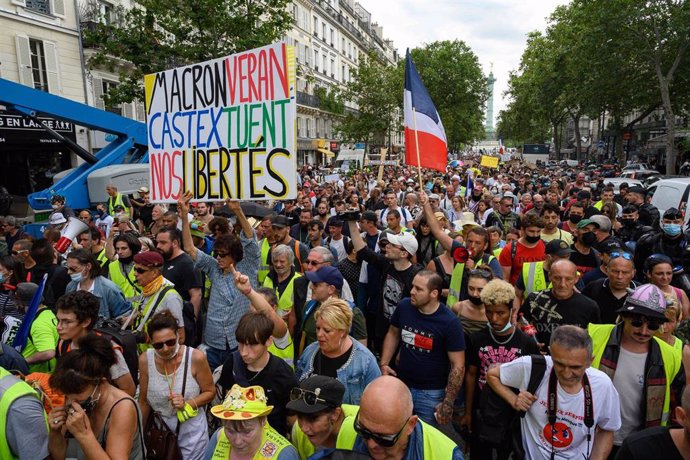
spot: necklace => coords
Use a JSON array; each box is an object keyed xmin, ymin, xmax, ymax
[{"xmin": 489, "ymin": 326, "xmax": 516, "ymax": 345}]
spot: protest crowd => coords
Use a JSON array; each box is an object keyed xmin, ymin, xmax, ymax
[{"xmin": 3, "ymin": 154, "xmax": 690, "ymax": 460}]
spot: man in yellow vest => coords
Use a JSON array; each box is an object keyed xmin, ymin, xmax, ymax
[
  {"xmin": 105, "ymin": 184, "xmax": 132, "ymax": 218},
  {"xmin": 514, "ymin": 238, "xmax": 573, "ymax": 308},
  {"xmin": 0, "ymin": 366, "xmax": 49, "ymax": 459},
  {"xmin": 257, "ymin": 215, "xmax": 274, "ymax": 284},
  {"xmin": 263, "ymin": 244, "xmax": 302, "ymax": 318},
  {"xmin": 588, "ymin": 284, "xmax": 685, "ymax": 458},
  {"xmin": 337, "ymin": 375, "xmax": 461, "ymax": 459}
]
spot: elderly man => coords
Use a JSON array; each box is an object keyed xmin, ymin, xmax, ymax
[
  {"xmin": 270, "ymin": 214, "xmax": 309, "ymax": 273},
  {"xmin": 105, "ymin": 183, "xmax": 133, "ymax": 217},
  {"xmin": 582, "ymin": 250, "xmax": 638, "ymax": 323},
  {"xmin": 337, "ymin": 376, "xmax": 462, "ymax": 459},
  {"xmin": 263, "ymin": 244, "xmax": 302, "ymax": 319},
  {"xmin": 589, "ymin": 284, "xmax": 686, "ymax": 458},
  {"xmin": 178, "ymin": 191, "xmax": 259, "ymax": 370},
  {"xmin": 487, "ymin": 325, "xmax": 621, "ymax": 460},
  {"xmin": 519, "ymin": 259, "xmax": 600, "ymax": 347}
]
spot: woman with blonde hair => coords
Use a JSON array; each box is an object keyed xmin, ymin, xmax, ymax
[
  {"xmin": 655, "ymin": 296, "xmax": 690, "ymax": 383},
  {"xmin": 295, "ymin": 298, "xmax": 380, "ymax": 405}
]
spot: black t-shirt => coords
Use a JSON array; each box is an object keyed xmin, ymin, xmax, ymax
[
  {"xmin": 616, "ymin": 426, "xmax": 684, "ymax": 460},
  {"xmin": 467, "ymin": 327, "xmax": 540, "ymax": 401},
  {"xmin": 569, "ymin": 245, "xmax": 600, "ymax": 278},
  {"xmin": 138, "ymin": 204, "xmax": 154, "ymax": 227},
  {"xmin": 162, "ymin": 253, "xmax": 202, "ymax": 302},
  {"xmin": 581, "ymin": 278, "xmax": 637, "ymax": 324},
  {"xmin": 217, "ymin": 353, "xmax": 298, "ymax": 436},
  {"xmin": 313, "ymin": 344, "xmax": 353, "ymax": 378},
  {"xmin": 520, "ymin": 290, "xmax": 601, "ymax": 346}
]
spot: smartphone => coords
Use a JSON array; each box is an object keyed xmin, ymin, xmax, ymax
[{"xmin": 113, "ymin": 217, "xmax": 119, "ymax": 224}]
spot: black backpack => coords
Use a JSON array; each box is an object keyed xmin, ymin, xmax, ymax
[{"xmin": 476, "ymin": 354, "xmax": 547, "ymax": 450}]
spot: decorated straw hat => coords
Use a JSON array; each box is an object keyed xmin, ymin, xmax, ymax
[{"xmin": 210, "ymin": 385, "xmax": 273, "ymax": 420}]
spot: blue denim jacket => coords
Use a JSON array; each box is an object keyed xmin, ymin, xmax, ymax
[
  {"xmin": 66, "ymin": 276, "xmax": 131, "ymax": 319},
  {"xmin": 296, "ymin": 338, "xmax": 381, "ymax": 405}
]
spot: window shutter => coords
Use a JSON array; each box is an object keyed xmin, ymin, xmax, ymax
[
  {"xmin": 123, "ymin": 102, "xmax": 133, "ymax": 119},
  {"xmin": 14, "ymin": 35, "xmax": 34, "ymax": 87},
  {"xmin": 43, "ymin": 41, "xmax": 60, "ymax": 94},
  {"xmin": 51, "ymin": 0, "xmax": 65, "ymax": 17},
  {"xmin": 92, "ymin": 77, "xmax": 105, "ymax": 109},
  {"xmin": 136, "ymin": 102, "xmax": 146, "ymax": 121}
]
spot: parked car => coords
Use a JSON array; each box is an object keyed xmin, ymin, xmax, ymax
[
  {"xmin": 620, "ymin": 169, "xmax": 660, "ymax": 181},
  {"xmin": 603, "ymin": 178, "xmax": 643, "ymax": 194},
  {"xmin": 643, "ymin": 175, "xmax": 685, "ymax": 188},
  {"xmin": 648, "ymin": 178, "xmax": 690, "ymax": 226},
  {"xmin": 622, "ymin": 163, "xmax": 650, "ymax": 171}
]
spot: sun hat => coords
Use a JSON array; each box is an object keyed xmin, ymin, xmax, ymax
[
  {"xmin": 616, "ymin": 283, "xmax": 667, "ymax": 321},
  {"xmin": 210, "ymin": 384, "xmax": 273, "ymax": 420}
]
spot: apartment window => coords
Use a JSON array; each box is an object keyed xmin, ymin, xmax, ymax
[
  {"xmin": 102, "ymin": 80, "xmax": 122, "ymax": 115},
  {"xmin": 314, "ymin": 50, "xmax": 319, "ymax": 69},
  {"xmin": 330, "ymin": 29, "xmax": 335, "ymax": 46},
  {"xmin": 313, "ymin": 16, "xmax": 318, "ymax": 35},
  {"xmin": 322, "ymin": 24, "xmax": 327, "ymax": 40},
  {"xmin": 26, "ymin": 0, "xmax": 50, "ymax": 14},
  {"xmin": 297, "ymin": 117, "xmax": 303, "ymax": 137},
  {"xmin": 99, "ymin": 1, "xmax": 114, "ymax": 25},
  {"xmin": 342, "ymin": 38, "xmax": 345, "ymax": 53},
  {"xmin": 341, "ymin": 65, "xmax": 345, "ymax": 82},
  {"xmin": 29, "ymin": 39, "xmax": 49, "ymax": 92},
  {"xmin": 330, "ymin": 59, "xmax": 335, "ymax": 78},
  {"xmin": 322, "ymin": 55, "xmax": 327, "ymax": 73}
]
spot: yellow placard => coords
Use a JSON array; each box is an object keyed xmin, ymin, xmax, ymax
[{"xmin": 480, "ymin": 155, "xmax": 499, "ymax": 168}]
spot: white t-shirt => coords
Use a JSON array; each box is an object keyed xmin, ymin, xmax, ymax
[
  {"xmin": 612, "ymin": 348, "xmax": 646, "ymax": 445},
  {"xmin": 500, "ymin": 355, "xmax": 621, "ymax": 459}
]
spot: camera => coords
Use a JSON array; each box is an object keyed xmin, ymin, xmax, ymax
[{"xmin": 338, "ymin": 210, "xmax": 361, "ymax": 221}]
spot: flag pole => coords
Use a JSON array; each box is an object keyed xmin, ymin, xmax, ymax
[{"xmin": 412, "ymin": 107, "xmax": 424, "ymax": 190}]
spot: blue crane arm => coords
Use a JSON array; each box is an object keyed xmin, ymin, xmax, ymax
[{"xmin": 0, "ymin": 78, "xmax": 149, "ymax": 210}]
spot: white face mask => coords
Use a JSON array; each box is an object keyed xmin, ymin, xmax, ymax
[{"xmin": 154, "ymin": 341, "xmax": 180, "ymax": 360}]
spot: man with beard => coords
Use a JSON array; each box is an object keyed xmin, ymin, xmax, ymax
[
  {"xmin": 193, "ymin": 201, "xmax": 214, "ymax": 232},
  {"xmin": 315, "ymin": 201, "xmax": 331, "ymax": 230},
  {"xmin": 485, "ymin": 195, "xmax": 521, "ymax": 236},
  {"xmin": 467, "ymin": 180, "xmax": 485, "ymax": 212},
  {"xmin": 156, "ymin": 227, "xmax": 203, "ymax": 324},
  {"xmin": 634, "ymin": 207, "xmax": 690, "ymax": 278},
  {"xmin": 540, "ymin": 202, "xmax": 573, "ymax": 244},
  {"xmin": 290, "ymin": 208, "xmax": 313, "ymax": 244},
  {"xmin": 569, "ymin": 218, "xmax": 601, "ymax": 279}
]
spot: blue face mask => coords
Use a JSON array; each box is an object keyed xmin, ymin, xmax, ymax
[
  {"xmin": 489, "ymin": 321, "xmax": 512, "ymax": 334},
  {"xmin": 663, "ymin": 223, "xmax": 682, "ymax": 237},
  {"xmin": 0, "ymin": 274, "xmax": 6, "ymax": 284},
  {"xmin": 70, "ymin": 272, "xmax": 83, "ymax": 282}
]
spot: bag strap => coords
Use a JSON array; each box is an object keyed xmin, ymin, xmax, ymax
[
  {"xmin": 100, "ymin": 397, "xmax": 146, "ymax": 459},
  {"xmin": 546, "ymin": 368, "xmax": 593, "ymax": 460},
  {"xmin": 511, "ymin": 240, "xmax": 518, "ymax": 263},
  {"xmin": 519, "ymin": 354, "xmax": 547, "ymax": 419},
  {"xmin": 134, "ymin": 285, "xmax": 175, "ymax": 332},
  {"xmin": 176, "ymin": 346, "xmax": 191, "ymax": 438}
]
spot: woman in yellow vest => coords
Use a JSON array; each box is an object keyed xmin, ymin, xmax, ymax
[
  {"xmin": 206, "ymin": 384, "xmax": 299, "ymax": 460},
  {"xmin": 106, "ymin": 233, "xmax": 142, "ymax": 302},
  {"xmin": 287, "ymin": 375, "xmax": 359, "ymax": 459}
]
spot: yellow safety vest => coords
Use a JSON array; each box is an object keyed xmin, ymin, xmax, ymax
[
  {"xmin": 521, "ymin": 261, "xmax": 550, "ymax": 298},
  {"xmin": 268, "ymin": 332, "xmax": 295, "ymax": 369},
  {"xmin": 131, "ymin": 286, "xmax": 180, "ymax": 352},
  {"xmin": 0, "ymin": 368, "xmax": 48, "ymax": 459},
  {"xmin": 292, "ymin": 404, "xmax": 359, "ymax": 459},
  {"xmin": 108, "ymin": 261, "xmax": 140, "ymax": 301},
  {"xmin": 258, "ymin": 239, "xmax": 271, "ymax": 284},
  {"xmin": 447, "ymin": 262, "xmax": 465, "ymax": 307},
  {"xmin": 107, "ymin": 193, "xmax": 126, "ymax": 215},
  {"xmin": 210, "ymin": 423, "xmax": 292, "ymax": 459},
  {"xmin": 493, "ymin": 247, "xmax": 502, "ymax": 258},
  {"xmin": 589, "ymin": 323, "xmax": 681, "ymax": 426},
  {"xmin": 263, "ymin": 273, "xmax": 302, "ymax": 316},
  {"xmin": 95, "ymin": 248, "xmax": 109, "ymax": 268},
  {"xmin": 336, "ymin": 416, "xmax": 457, "ymax": 458}
]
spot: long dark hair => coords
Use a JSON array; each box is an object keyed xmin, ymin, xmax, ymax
[{"xmin": 50, "ymin": 333, "xmax": 116, "ymax": 394}]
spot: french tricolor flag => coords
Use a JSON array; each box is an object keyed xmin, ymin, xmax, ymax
[{"xmin": 404, "ymin": 49, "xmax": 448, "ymax": 172}]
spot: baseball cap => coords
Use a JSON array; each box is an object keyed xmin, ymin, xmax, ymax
[
  {"xmin": 545, "ymin": 239, "xmax": 573, "ymax": 257},
  {"xmin": 305, "ymin": 266, "xmax": 344, "ymax": 290},
  {"xmin": 428, "ymin": 193, "xmax": 440, "ymax": 201},
  {"xmin": 617, "ymin": 283, "xmax": 668, "ymax": 321},
  {"xmin": 598, "ymin": 238, "xmax": 624, "ymax": 254},
  {"xmin": 137, "ymin": 186, "xmax": 149, "ymax": 194},
  {"xmin": 271, "ymin": 215, "xmax": 290, "ymax": 228},
  {"xmin": 576, "ymin": 218, "xmax": 600, "ymax": 229},
  {"xmin": 286, "ymin": 375, "xmax": 345, "ymax": 414},
  {"xmin": 15, "ymin": 282, "xmax": 40, "ymax": 307},
  {"xmin": 386, "ymin": 232, "xmax": 418, "ymax": 255}
]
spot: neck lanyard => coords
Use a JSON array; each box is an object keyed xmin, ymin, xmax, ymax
[
  {"xmin": 162, "ymin": 352, "xmax": 180, "ymax": 398},
  {"xmin": 547, "ymin": 369, "xmax": 593, "ymax": 460}
]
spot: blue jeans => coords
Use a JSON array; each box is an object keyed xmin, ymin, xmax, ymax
[
  {"xmin": 205, "ymin": 344, "xmax": 236, "ymax": 372},
  {"xmin": 409, "ymin": 388, "xmax": 445, "ymax": 428}
]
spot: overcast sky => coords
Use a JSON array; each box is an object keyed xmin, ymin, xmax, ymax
[{"xmin": 361, "ymin": 0, "xmax": 570, "ymax": 128}]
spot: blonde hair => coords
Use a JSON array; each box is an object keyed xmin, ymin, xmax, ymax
[
  {"xmin": 314, "ymin": 298, "xmax": 353, "ymax": 332},
  {"xmin": 664, "ymin": 295, "xmax": 682, "ymax": 322},
  {"xmin": 480, "ymin": 279, "xmax": 516, "ymax": 307}
]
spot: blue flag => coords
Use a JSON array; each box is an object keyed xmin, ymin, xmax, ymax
[{"xmin": 13, "ymin": 274, "xmax": 48, "ymax": 352}]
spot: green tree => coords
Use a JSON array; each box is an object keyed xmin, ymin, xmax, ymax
[
  {"xmin": 408, "ymin": 41, "xmax": 488, "ymax": 150},
  {"xmin": 84, "ymin": 0, "xmax": 292, "ymax": 106},
  {"xmin": 335, "ymin": 52, "xmax": 402, "ymax": 148}
]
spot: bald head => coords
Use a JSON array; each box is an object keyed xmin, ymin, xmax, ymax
[
  {"xmin": 550, "ymin": 259, "xmax": 578, "ymax": 300},
  {"xmin": 550, "ymin": 259, "xmax": 577, "ymax": 277},
  {"xmin": 360, "ymin": 376, "xmax": 413, "ymax": 427}
]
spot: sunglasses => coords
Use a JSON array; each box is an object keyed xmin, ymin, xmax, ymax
[
  {"xmin": 215, "ymin": 252, "xmax": 230, "ymax": 259},
  {"xmin": 11, "ymin": 250, "xmax": 27, "ymax": 256},
  {"xmin": 609, "ymin": 251, "xmax": 633, "ymax": 261},
  {"xmin": 468, "ymin": 268, "xmax": 493, "ymax": 279},
  {"xmin": 151, "ymin": 338, "xmax": 177, "ymax": 350},
  {"xmin": 306, "ymin": 260, "xmax": 323, "ymax": 266},
  {"xmin": 134, "ymin": 267, "xmax": 150, "ymax": 274},
  {"xmin": 353, "ymin": 412, "xmax": 409, "ymax": 447},
  {"xmin": 629, "ymin": 316, "xmax": 662, "ymax": 331},
  {"xmin": 290, "ymin": 388, "xmax": 328, "ymax": 406}
]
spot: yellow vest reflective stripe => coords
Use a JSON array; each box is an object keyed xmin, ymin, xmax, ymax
[
  {"xmin": 336, "ymin": 416, "xmax": 457, "ymax": 458},
  {"xmin": 594, "ymin": 200, "xmax": 604, "ymax": 210},
  {"xmin": 589, "ymin": 323, "xmax": 681, "ymax": 426},
  {"xmin": 211, "ymin": 423, "xmax": 291, "ymax": 459},
  {"xmin": 0, "ymin": 368, "xmax": 47, "ymax": 459},
  {"xmin": 108, "ymin": 193, "xmax": 126, "ymax": 215},
  {"xmin": 521, "ymin": 261, "xmax": 548, "ymax": 298},
  {"xmin": 268, "ymin": 333, "xmax": 295, "ymax": 369},
  {"xmin": 293, "ymin": 404, "xmax": 359, "ymax": 459},
  {"xmin": 96, "ymin": 248, "xmax": 109, "ymax": 268},
  {"xmin": 108, "ymin": 261, "xmax": 140, "ymax": 300},
  {"xmin": 447, "ymin": 262, "xmax": 465, "ymax": 307},
  {"xmin": 493, "ymin": 247, "xmax": 502, "ymax": 258},
  {"xmin": 258, "ymin": 239, "xmax": 271, "ymax": 284},
  {"xmin": 263, "ymin": 273, "xmax": 302, "ymax": 315}
]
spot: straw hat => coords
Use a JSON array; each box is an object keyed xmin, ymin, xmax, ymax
[
  {"xmin": 210, "ymin": 385, "xmax": 273, "ymax": 420},
  {"xmin": 453, "ymin": 212, "xmax": 479, "ymax": 229}
]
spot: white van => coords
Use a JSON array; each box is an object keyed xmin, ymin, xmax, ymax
[{"xmin": 648, "ymin": 178, "xmax": 690, "ymax": 226}]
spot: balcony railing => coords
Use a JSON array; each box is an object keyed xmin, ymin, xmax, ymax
[{"xmin": 297, "ymin": 91, "xmax": 321, "ymax": 109}]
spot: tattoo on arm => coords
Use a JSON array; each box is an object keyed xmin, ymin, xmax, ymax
[{"xmin": 444, "ymin": 366, "xmax": 465, "ymax": 403}]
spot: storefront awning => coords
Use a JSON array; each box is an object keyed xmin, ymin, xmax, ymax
[{"xmin": 318, "ymin": 148, "xmax": 334, "ymax": 157}]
